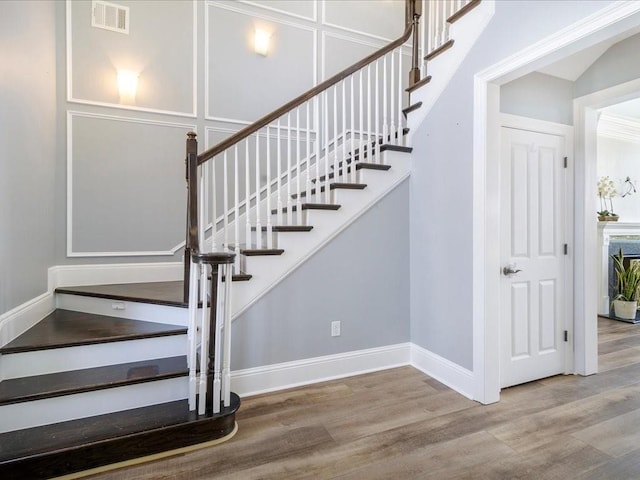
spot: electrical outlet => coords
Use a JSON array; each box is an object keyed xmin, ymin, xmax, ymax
[
  {"xmin": 331, "ymin": 321, "xmax": 341, "ymax": 337},
  {"xmin": 112, "ymin": 302, "xmax": 125, "ymax": 310}
]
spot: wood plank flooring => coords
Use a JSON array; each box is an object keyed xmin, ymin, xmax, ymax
[{"xmin": 83, "ymin": 317, "xmax": 640, "ymax": 479}]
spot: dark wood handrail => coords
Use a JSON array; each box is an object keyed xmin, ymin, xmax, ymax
[{"xmin": 196, "ymin": 1, "xmax": 419, "ymax": 166}]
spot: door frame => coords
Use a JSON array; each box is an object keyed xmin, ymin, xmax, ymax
[
  {"xmin": 498, "ymin": 114, "xmax": 574, "ymax": 388},
  {"xmin": 471, "ymin": 3, "xmax": 640, "ymax": 404}
]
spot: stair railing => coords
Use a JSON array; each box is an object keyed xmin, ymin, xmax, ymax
[
  {"xmin": 420, "ymin": 0, "xmax": 479, "ymax": 75},
  {"xmin": 183, "ymin": 0, "xmax": 427, "ymax": 415}
]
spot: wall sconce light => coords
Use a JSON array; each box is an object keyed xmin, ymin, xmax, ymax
[
  {"xmin": 117, "ymin": 69, "xmax": 139, "ymax": 103},
  {"xmin": 254, "ymin": 29, "xmax": 271, "ymax": 56}
]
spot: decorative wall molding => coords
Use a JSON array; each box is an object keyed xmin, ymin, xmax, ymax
[
  {"xmin": 239, "ymin": 0, "xmax": 317, "ymax": 23},
  {"xmin": 320, "ymin": 1, "xmax": 399, "ymax": 43},
  {"xmin": 205, "ymin": 1, "xmax": 318, "ymax": 122},
  {"xmin": 598, "ymin": 112, "xmax": 640, "ymax": 144},
  {"xmin": 231, "ymin": 343, "xmax": 411, "ymax": 397},
  {"xmin": 65, "ymin": 0, "xmax": 198, "ymax": 118},
  {"xmin": 410, "ymin": 344, "xmax": 475, "ymax": 400},
  {"xmin": 66, "ymin": 111, "xmax": 196, "ymax": 258}
]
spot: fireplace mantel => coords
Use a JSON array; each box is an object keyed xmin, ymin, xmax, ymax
[{"xmin": 598, "ymin": 222, "xmax": 640, "ymax": 315}]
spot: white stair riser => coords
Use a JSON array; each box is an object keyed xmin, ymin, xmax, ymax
[
  {"xmin": 331, "ymin": 188, "xmax": 367, "ymax": 205},
  {"xmin": 1, "ymin": 334, "xmax": 187, "ymax": 379},
  {"xmin": 0, "ymin": 376, "xmax": 188, "ymax": 433},
  {"xmin": 56, "ymin": 294, "xmax": 188, "ymax": 327}
]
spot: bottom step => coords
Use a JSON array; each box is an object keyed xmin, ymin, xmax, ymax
[{"xmin": 0, "ymin": 394, "xmax": 240, "ymax": 480}]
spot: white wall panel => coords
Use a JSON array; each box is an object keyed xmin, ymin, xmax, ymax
[
  {"xmin": 68, "ymin": 0, "xmax": 196, "ymax": 116},
  {"xmin": 207, "ymin": 3, "xmax": 316, "ymax": 122},
  {"xmin": 323, "ymin": 0, "xmax": 404, "ymax": 41},
  {"xmin": 68, "ymin": 112, "xmax": 194, "ymax": 256}
]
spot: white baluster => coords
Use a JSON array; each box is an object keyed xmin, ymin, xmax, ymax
[
  {"xmin": 187, "ymin": 261, "xmax": 199, "ymax": 411},
  {"xmin": 296, "ymin": 107, "xmax": 302, "ymax": 224},
  {"xmin": 245, "ymin": 140, "xmax": 251, "ymax": 248},
  {"xmin": 358, "ymin": 70, "xmax": 364, "ymax": 179},
  {"xmin": 222, "ymin": 262, "xmax": 233, "ymax": 407},
  {"xmin": 255, "ymin": 133, "xmax": 262, "ymax": 249},
  {"xmin": 212, "ymin": 266, "xmax": 223, "ymax": 414},
  {"xmin": 314, "ymin": 96, "xmax": 321, "ymax": 203},
  {"xmin": 223, "ymin": 152, "xmax": 229, "ymax": 251},
  {"xmin": 198, "ymin": 264, "xmax": 209, "ymax": 416},
  {"xmin": 276, "ymin": 119, "xmax": 283, "ymax": 225},
  {"xmin": 390, "ymin": 52, "xmax": 396, "ymax": 148},
  {"xmin": 234, "ymin": 145, "xmax": 240, "ymax": 271},
  {"xmin": 324, "ymin": 91, "xmax": 330, "ymax": 203},
  {"xmin": 333, "ymin": 85, "xmax": 338, "ymax": 185},
  {"xmin": 306, "ymin": 103, "xmax": 311, "ymax": 201},
  {"xmin": 341, "ymin": 80, "xmax": 346, "ymax": 182},
  {"xmin": 266, "ymin": 126, "xmax": 273, "ymax": 249},
  {"xmin": 435, "ymin": 0, "xmax": 441, "ymax": 50},
  {"xmin": 420, "ymin": 0, "xmax": 426, "ymax": 77},
  {"xmin": 375, "ymin": 59, "xmax": 380, "ymax": 163},
  {"xmin": 397, "ymin": 46, "xmax": 403, "ymax": 146},
  {"xmin": 367, "ymin": 64, "xmax": 371, "ymax": 162},
  {"xmin": 287, "ymin": 113, "xmax": 293, "ymax": 223},
  {"xmin": 383, "ymin": 54, "xmax": 389, "ymax": 147},
  {"xmin": 350, "ymin": 75, "xmax": 355, "ymax": 183}
]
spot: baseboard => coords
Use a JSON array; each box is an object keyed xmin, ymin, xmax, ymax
[
  {"xmin": 231, "ymin": 343, "xmax": 411, "ymax": 397},
  {"xmin": 0, "ymin": 292, "xmax": 55, "ymax": 351},
  {"xmin": 410, "ymin": 344, "xmax": 475, "ymax": 400},
  {"xmin": 49, "ymin": 262, "xmax": 183, "ymax": 289}
]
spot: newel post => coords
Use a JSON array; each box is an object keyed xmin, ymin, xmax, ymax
[
  {"xmin": 409, "ymin": 0, "xmax": 422, "ymax": 87},
  {"xmin": 183, "ymin": 131, "xmax": 199, "ymax": 303}
]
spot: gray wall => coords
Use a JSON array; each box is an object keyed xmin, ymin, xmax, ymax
[
  {"xmin": 410, "ymin": 0, "xmax": 614, "ymax": 370},
  {"xmin": 500, "ymin": 71, "xmax": 574, "ymax": 125},
  {"xmin": 0, "ymin": 1, "xmax": 57, "ymax": 314},
  {"xmin": 575, "ymin": 32, "xmax": 640, "ymax": 98},
  {"xmin": 232, "ymin": 180, "xmax": 410, "ymax": 370}
]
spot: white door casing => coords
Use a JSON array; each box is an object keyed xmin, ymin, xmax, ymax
[{"xmin": 500, "ymin": 126, "xmax": 569, "ymax": 388}]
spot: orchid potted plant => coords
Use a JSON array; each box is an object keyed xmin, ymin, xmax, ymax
[{"xmin": 598, "ymin": 176, "xmax": 619, "ymax": 221}]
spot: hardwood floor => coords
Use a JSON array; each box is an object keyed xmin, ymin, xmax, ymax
[{"xmin": 84, "ymin": 317, "xmax": 640, "ymax": 479}]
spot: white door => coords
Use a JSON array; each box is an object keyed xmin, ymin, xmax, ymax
[{"xmin": 500, "ymin": 126, "xmax": 568, "ymax": 388}]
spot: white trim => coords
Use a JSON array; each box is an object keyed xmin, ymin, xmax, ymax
[
  {"xmin": 205, "ymin": 1, "xmax": 318, "ymax": 121},
  {"xmin": 239, "ymin": 0, "xmax": 317, "ymax": 23},
  {"xmin": 66, "ymin": 0, "xmax": 198, "ymax": 118},
  {"xmin": 48, "ymin": 262, "xmax": 183, "ymax": 290},
  {"xmin": 66, "ymin": 111, "xmax": 196, "ymax": 257},
  {"xmin": 598, "ymin": 112, "xmax": 640, "ymax": 144},
  {"xmin": 232, "ymin": 343, "xmax": 411, "ymax": 397},
  {"xmin": 473, "ymin": 2, "xmax": 640, "ymax": 404},
  {"xmin": 573, "ymin": 78, "xmax": 640, "ymax": 375},
  {"xmin": 410, "ymin": 344, "xmax": 475, "ymax": 400},
  {"xmin": 0, "ymin": 292, "xmax": 55, "ymax": 351}
]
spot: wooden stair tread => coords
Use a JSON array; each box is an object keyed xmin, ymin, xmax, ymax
[
  {"xmin": 425, "ymin": 39, "xmax": 454, "ymax": 61},
  {"xmin": 402, "ymin": 101, "xmax": 423, "ymax": 116},
  {"xmin": 291, "ymin": 183, "xmax": 367, "ymax": 199},
  {"xmin": 0, "ymin": 356, "xmax": 187, "ymax": 406},
  {"xmin": 251, "ymin": 225, "xmax": 314, "ymax": 232},
  {"xmin": 0, "ymin": 395, "xmax": 240, "ymax": 479},
  {"xmin": 228, "ymin": 244, "xmax": 285, "ymax": 256},
  {"xmin": 56, "ymin": 281, "xmax": 188, "ymax": 307},
  {"xmin": 0, "ymin": 310, "xmax": 186, "ymax": 354},
  {"xmin": 447, "ymin": 0, "xmax": 481, "ymax": 23},
  {"xmin": 406, "ymin": 76, "xmax": 431, "ymax": 93},
  {"xmin": 271, "ymin": 203, "xmax": 341, "ymax": 214}
]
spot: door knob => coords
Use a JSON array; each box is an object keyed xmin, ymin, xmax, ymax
[{"xmin": 503, "ymin": 265, "xmax": 522, "ymax": 276}]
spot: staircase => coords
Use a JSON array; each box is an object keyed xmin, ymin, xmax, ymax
[{"xmin": 0, "ymin": 1, "xmax": 486, "ymax": 478}]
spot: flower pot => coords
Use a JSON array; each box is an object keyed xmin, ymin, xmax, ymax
[
  {"xmin": 613, "ymin": 299, "xmax": 637, "ymax": 320},
  {"xmin": 598, "ymin": 215, "xmax": 619, "ymax": 222}
]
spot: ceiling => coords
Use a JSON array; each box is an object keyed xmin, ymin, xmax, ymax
[{"xmin": 537, "ymin": 40, "xmax": 617, "ymax": 81}]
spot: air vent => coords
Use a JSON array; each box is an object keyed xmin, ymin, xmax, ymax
[{"xmin": 92, "ymin": 0, "xmax": 129, "ymax": 34}]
